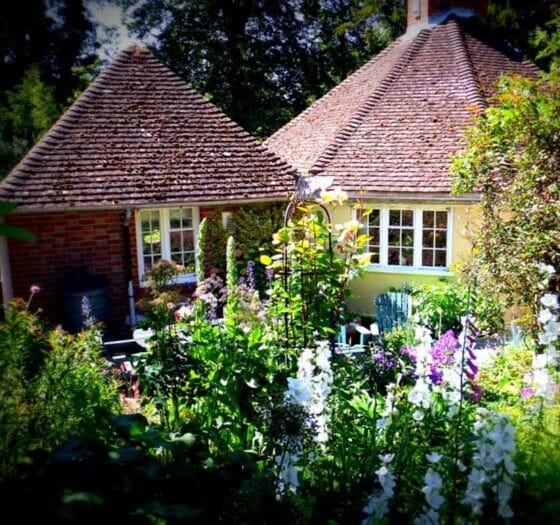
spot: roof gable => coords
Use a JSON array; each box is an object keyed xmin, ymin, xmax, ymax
[
  {"xmin": 0, "ymin": 45, "xmax": 296, "ymax": 210},
  {"xmin": 265, "ymin": 15, "xmax": 539, "ymax": 198}
]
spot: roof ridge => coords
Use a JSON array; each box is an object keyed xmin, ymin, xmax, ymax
[
  {"xmin": 446, "ymin": 18, "xmax": 487, "ymax": 111},
  {"xmin": 0, "ymin": 47, "xmax": 141, "ymax": 196},
  {"xmin": 309, "ymin": 29, "xmax": 432, "ymax": 175}
]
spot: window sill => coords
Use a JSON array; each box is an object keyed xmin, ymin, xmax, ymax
[
  {"xmin": 364, "ymin": 265, "xmax": 454, "ymax": 277},
  {"xmin": 140, "ymin": 273, "xmax": 197, "ymax": 288}
]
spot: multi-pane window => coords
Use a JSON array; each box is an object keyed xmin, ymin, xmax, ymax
[
  {"xmin": 388, "ymin": 209, "xmax": 414, "ymax": 266},
  {"xmin": 363, "ymin": 208, "xmax": 450, "ymax": 269},
  {"xmin": 366, "ymin": 209, "xmax": 381, "ymax": 264},
  {"xmin": 422, "ymin": 210, "xmax": 448, "ymax": 268},
  {"xmin": 137, "ymin": 208, "xmax": 197, "ymax": 283}
]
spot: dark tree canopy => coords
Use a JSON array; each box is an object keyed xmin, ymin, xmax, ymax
[
  {"xmin": 488, "ymin": 0, "xmax": 560, "ymax": 68},
  {"xmin": 0, "ymin": 0, "xmax": 98, "ymax": 103},
  {"xmin": 0, "ymin": 0, "xmax": 99, "ymax": 177}
]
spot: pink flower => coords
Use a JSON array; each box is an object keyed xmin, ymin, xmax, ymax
[
  {"xmin": 521, "ymin": 387, "xmax": 534, "ymax": 399},
  {"xmin": 470, "ymin": 384, "xmax": 483, "ymax": 403},
  {"xmin": 30, "ymin": 285, "xmax": 40, "ymax": 294}
]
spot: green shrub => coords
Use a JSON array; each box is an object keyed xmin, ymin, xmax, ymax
[
  {"xmin": 0, "ymin": 294, "xmax": 121, "ymax": 477},
  {"xmin": 411, "ymin": 279, "xmax": 504, "ymax": 338}
]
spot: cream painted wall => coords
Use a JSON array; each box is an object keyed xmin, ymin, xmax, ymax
[{"xmin": 326, "ymin": 201, "xmax": 476, "ymax": 318}]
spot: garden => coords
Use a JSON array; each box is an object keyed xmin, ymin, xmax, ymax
[
  {"xmin": 0, "ymin": 187, "xmax": 558, "ymax": 525},
  {"xmin": 1, "ymin": 16, "xmax": 560, "ymax": 521}
]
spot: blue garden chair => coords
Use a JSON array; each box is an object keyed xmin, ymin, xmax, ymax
[{"xmin": 374, "ymin": 291, "xmax": 413, "ymax": 342}]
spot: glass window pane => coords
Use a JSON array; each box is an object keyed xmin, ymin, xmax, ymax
[
  {"xmin": 169, "ymin": 208, "xmax": 193, "ymax": 229},
  {"xmin": 169, "ymin": 209, "xmax": 182, "ymax": 229},
  {"xmin": 369, "ymin": 250, "xmax": 380, "ymax": 264},
  {"xmin": 423, "ymin": 230, "xmax": 434, "ymax": 247},
  {"xmin": 182, "ymin": 231, "xmax": 194, "ymax": 251},
  {"xmin": 170, "ymin": 231, "xmax": 182, "ymax": 252},
  {"xmin": 435, "ymin": 250, "xmax": 447, "ymax": 267},
  {"xmin": 389, "ymin": 210, "xmax": 401, "ymax": 226},
  {"xmin": 170, "ymin": 253, "xmax": 183, "ymax": 265},
  {"xmin": 423, "ymin": 211, "xmax": 434, "ymax": 228},
  {"xmin": 422, "ymin": 249, "xmax": 433, "ymax": 266},
  {"xmin": 388, "ymin": 248, "xmax": 400, "ymax": 265},
  {"xmin": 181, "ymin": 208, "xmax": 193, "ymax": 225},
  {"xmin": 141, "ymin": 210, "xmax": 159, "ymax": 232},
  {"xmin": 402, "ymin": 210, "xmax": 413, "ymax": 226},
  {"xmin": 388, "ymin": 228, "xmax": 400, "ymax": 245},
  {"xmin": 435, "ymin": 230, "xmax": 447, "ymax": 248},
  {"xmin": 368, "ymin": 209, "xmax": 380, "ymax": 227},
  {"xmin": 402, "ymin": 249, "xmax": 413, "ymax": 266},
  {"xmin": 402, "ymin": 232, "xmax": 414, "ymax": 247},
  {"xmin": 369, "ymin": 230, "xmax": 380, "ymax": 244},
  {"xmin": 436, "ymin": 211, "xmax": 447, "ymax": 228}
]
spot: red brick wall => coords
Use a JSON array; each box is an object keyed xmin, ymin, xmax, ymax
[
  {"xmin": 5, "ymin": 203, "xmax": 279, "ymax": 338},
  {"xmin": 7, "ymin": 210, "xmax": 135, "ymax": 338}
]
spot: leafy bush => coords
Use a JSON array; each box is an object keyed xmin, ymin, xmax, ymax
[
  {"xmin": 202, "ymin": 204, "xmax": 284, "ymax": 299},
  {"xmin": 0, "ymin": 290, "xmax": 121, "ymax": 478},
  {"xmin": 476, "ymin": 341, "xmax": 560, "ymax": 524},
  {"xmin": 411, "ymin": 279, "xmax": 504, "ymax": 338}
]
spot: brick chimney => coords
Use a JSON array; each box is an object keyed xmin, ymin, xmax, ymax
[{"xmin": 407, "ymin": 0, "xmax": 488, "ymax": 30}]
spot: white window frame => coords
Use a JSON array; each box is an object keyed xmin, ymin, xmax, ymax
[
  {"xmin": 136, "ymin": 207, "xmax": 199, "ymax": 286},
  {"xmin": 357, "ymin": 206, "xmax": 454, "ymax": 276}
]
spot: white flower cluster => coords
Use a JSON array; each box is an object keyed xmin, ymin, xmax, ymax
[
  {"xmin": 463, "ymin": 409, "xmax": 516, "ymax": 518},
  {"xmin": 407, "ymin": 326, "xmax": 434, "ymax": 421},
  {"xmin": 538, "ymin": 292, "xmax": 559, "ymax": 361},
  {"xmin": 536, "ymin": 263, "xmax": 559, "ymax": 359},
  {"xmin": 414, "ymin": 453, "xmax": 445, "ymax": 525},
  {"xmin": 361, "ymin": 454, "xmax": 396, "ymax": 524},
  {"xmin": 276, "ymin": 340, "xmax": 333, "ymax": 496},
  {"xmin": 292, "ymin": 340, "xmax": 334, "ymax": 444}
]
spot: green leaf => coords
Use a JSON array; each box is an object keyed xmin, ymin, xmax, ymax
[{"xmin": 0, "ymin": 223, "xmax": 36, "ymax": 241}]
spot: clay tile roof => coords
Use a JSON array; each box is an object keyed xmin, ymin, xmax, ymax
[
  {"xmin": 0, "ymin": 45, "xmax": 297, "ymax": 210},
  {"xmin": 265, "ymin": 15, "xmax": 539, "ymax": 198}
]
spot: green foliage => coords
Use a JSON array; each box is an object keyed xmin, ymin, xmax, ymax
[
  {"xmin": 0, "ymin": 202, "xmax": 37, "ymax": 240},
  {"xmin": 381, "ymin": 321, "xmax": 416, "ymax": 354},
  {"xmin": 451, "ymin": 14, "xmax": 560, "ymax": 330},
  {"xmin": 0, "ymin": 1, "xmax": 98, "ymax": 178},
  {"xmin": 476, "ymin": 342, "xmax": 560, "ymax": 524},
  {"xmin": 201, "ymin": 204, "xmax": 284, "ymax": 298},
  {"xmin": 477, "ymin": 343, "xmax": 535, "ymax": 406},
  {"xmin": 411, "ymin": 279, "xmax": 504, "ymax": 338},
  {"xmin": 227, "ymin": 203, "xmax": 284, "ymax": 297},
  {"xmin": 513, "ymin": 403, "xmax": 560, "ymax": 524},
  {"xmin": 263, "ymin": 193, "xmax": 370, "ymax": 347},
  {"xmin": 0, "ymin": 66, "xmax": 62, "ymax": 176},
  {"xmin": 135, "ymin": 259, "xmax": 185, "ymax": 330},
  {"xmin": 411, "ymin": 280, "xmax": 470, "ymax": 337},
  {"xmin": 487, "ymin": 0, "xmax": 559, "ymax": 69},
  {"xmin": 2, "ymin": 194, "xmax": 559, "ymax": 523},
  {"xmin": 0, "ymin": 295, "xmax": 121, "ymax": 478},
  {"xmin": 201, "ymin": 211, "xmax": 227, "ymax": 277}
]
